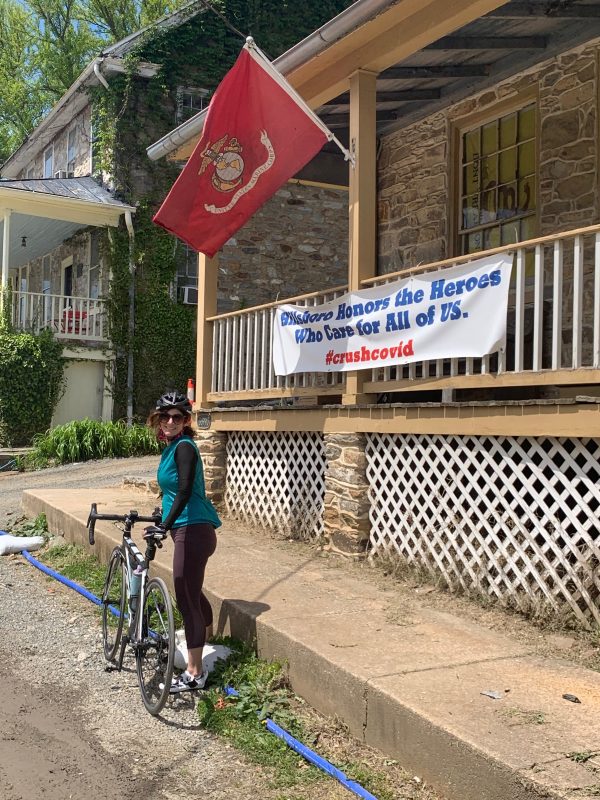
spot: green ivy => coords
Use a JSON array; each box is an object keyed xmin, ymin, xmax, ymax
[
  {"xmin": 0, "ymin": 330, "xmax": 65, "ymax": 446},
  {"xmin": 92, "ymin": 0, "xmax": 355, "ymax": 418}
]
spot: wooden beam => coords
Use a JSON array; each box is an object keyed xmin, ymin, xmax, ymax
[
  {"xmin": 488, "ymin": 2, "xmax": 600, "ymax": 17},
  {"xmin": 426, "ymin": 35, "xmax": 547, "ymax": 49},
  {"xmin": 321, "ymin": 88, "xmax": 441, "ymax": 109},
  {"xmin": 379, "ymin": 64, "xmax": 491, "ymax": 79},
  {"xmin": 322, "ymin": 110, "xmax": 396, "ymax": 123},
  {"xmin": 289, "ymin": 0, "xmax": 513, "ymax": 108},
  {"xmin": 344, "ymin": 70, "xmax": 377, "ymax": 407},
  {"xmin": 195, "ymin": 252, "xmax": 218, "ymax": 408}
]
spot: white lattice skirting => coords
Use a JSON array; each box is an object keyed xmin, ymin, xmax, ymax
[
  {"xmin": 366, "ymin": 433, "xmax": 600, "ymax": 626},
  {"xmin": 225, "ymin": 431, "xmax": 326, "ymax": 539}
]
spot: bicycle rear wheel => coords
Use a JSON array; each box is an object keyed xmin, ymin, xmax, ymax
[
  {"xmin": 135, "ymin": 576, "xmax": 175, "ymax": 715},
  {"xmin": 102, "ymin": 547, "xmax": 126, "ymax": 662}
]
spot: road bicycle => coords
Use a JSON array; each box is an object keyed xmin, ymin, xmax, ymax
[{"xmin": 87, "ymin": 503, "xmax": 175, "ymax": 715}]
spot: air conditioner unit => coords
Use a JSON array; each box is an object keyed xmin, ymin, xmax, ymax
[
  {"xmin": 54, "ymin": 170, "xmax": 68, "ymax": 179},
  {"xmin": 180, "ymin": 286, "xmax": 198, "ymax": 305}
]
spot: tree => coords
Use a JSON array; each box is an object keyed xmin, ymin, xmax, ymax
[{"xmin": 0, "ymin": 0, "xmax": 190, "ymax": 164}]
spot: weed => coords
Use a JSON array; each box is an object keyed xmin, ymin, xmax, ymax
[
  {"xmin": 9, "ymin": 513, "xmax": 49, "ymax": 539},
  {"xmin": 567, "ymin": 751, "xmax": 597, "ymax": 764}
]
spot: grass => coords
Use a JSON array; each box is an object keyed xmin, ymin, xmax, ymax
[
  {"xmin": 42, "ymin": 542, "xmax": 108, "ymax": 599},
  {"xmin": 502, "ymin": 707, "xmax": 546, "ymax": 726}
]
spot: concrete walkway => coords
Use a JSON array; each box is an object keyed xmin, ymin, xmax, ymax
[{"xmin": 22, "ymin": 485, "xmax": 600, "ymax": 800}]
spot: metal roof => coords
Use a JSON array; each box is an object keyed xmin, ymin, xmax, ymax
[
  {"xmin": 0, "ymin": 176, "xmax": 134, "ymax": 208},
  {"xmin": 0, "ymin": 177, "xmax": 135, "ymax": 269}
]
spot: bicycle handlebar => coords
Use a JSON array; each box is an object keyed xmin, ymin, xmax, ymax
[{"xmin": 86, "ymin": 503, "xmax": 162, "ymax": 546}]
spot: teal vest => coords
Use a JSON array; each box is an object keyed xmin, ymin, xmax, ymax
[{"xmin": 157, "ymin": 435, "xmax": 221, "ymax": 529}]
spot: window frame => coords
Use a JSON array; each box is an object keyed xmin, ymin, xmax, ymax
[
  {"xmin": 88, "ymin": 233, "xmax": 102, "ymax": 299},
  {"xmin": 43, "ymin": 145, "xmax": 54, "ymax": 178},
  {"xmin": 67, "ymin": 127, "xmax": 77, "ymax": 176},
  {"xmin": 450, "ymin": 89, "xmax": 539, "ymax": 257},
  {"xmin": 176, "ymin": 85, "xmax": 210, "ymax": 124}
]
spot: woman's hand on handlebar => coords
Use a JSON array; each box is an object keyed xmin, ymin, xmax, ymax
[{"xmin": 143, "ymin": 523, "xmax": 167, "ymax": 541}]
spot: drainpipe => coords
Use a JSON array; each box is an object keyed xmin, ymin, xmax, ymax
[
  {"xmin": 125, "ymin": 210, "xmax": 135, "ymax": 426},
  {"xmin": 93, "ymin": 61, "xmax": 110, "ymax": 90}
]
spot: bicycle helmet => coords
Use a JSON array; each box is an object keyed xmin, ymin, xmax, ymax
[{"xmin": 155, "ymin": 391, "xmax": 192, "ymax": 414}]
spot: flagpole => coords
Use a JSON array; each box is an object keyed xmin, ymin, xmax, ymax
[{"xmin": 245, "ymin": 37, "xmax": 355, "ymax": 167}]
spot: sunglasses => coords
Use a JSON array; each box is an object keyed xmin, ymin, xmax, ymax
[{"xmin": 159, "ymin": 412, "xmax": 185, "ymax": 423}]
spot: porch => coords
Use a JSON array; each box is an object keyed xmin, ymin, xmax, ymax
[
  {"xmin": 11, "ymin": 290, "xmax": 107, "ymax": 343},
  {"xmin": 192, "ymin": 223, "xmax": 600, "ymax": 627},
  {"xmin": 203, "ymin": 224, "xmax": 600, "ymax": 405}
]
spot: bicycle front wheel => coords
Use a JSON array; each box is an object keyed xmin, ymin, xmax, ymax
[
  {"xmin": 135, "ymin": 576, "xmax": 175, "ymax": 716},
  {"xmin": 102, "ymin": 547, "xmax": 126, "ymax": 662}
]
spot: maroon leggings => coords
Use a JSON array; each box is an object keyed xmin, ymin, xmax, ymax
[{"xmin": 170, "ymin": 523, "xmax": 217, "ymax": 650}]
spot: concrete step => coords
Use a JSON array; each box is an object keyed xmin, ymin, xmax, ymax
[{"xmin": 22, "ymin": 486, "xmax": 600, "ymax": 800}]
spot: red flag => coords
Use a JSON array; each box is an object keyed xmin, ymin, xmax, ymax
[{"xmin": 153, "ymin": 46, "xmax": 330, "ymax": 257}]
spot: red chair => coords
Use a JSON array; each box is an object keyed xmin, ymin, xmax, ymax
[{"xmin": 61, "ymin": 309, "xmax": 87, "ymax": 334}]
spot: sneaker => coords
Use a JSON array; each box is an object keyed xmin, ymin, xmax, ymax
[{"xmin": 169, "ymin": 669, "xmax": 208, "ymax": 694}]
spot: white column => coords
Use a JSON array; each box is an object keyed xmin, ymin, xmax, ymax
[{"xmin": 1, "ymin": 210, "xmax": 11, "ymax": 288}]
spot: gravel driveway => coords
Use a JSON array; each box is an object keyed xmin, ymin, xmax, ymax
[{"xmin": 0, "ymin": 456, "xmax": 157, "ymax": 531}]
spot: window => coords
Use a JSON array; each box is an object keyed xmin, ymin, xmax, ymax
[
  {"xmin": 459, "ymin": 103, "xmax": 536, "ymax": 255},
  {"xmin": 43, "ymin": 146, "xmax": 54, "ymax": 178},
  {"xmin": 62, "ymin": 261, "xmax": 73, "ymax": 299},
  {"xmin": 176, "ymin": 244, "xmax": 198, "ymax": 301},
  {"xmin": 88, "ymin": 232, "xmax": 102, "ymax": 298},
  {"xmin": 26, "ymin": 166, "xmax": 35, "ymax": 179},
  {"xmin": 176, "ymin": 86, "xmax": 210, "ymax": 124},
  {"xmin": 67, "ymin": 128, "xmax": 76, "ymax": 176}
]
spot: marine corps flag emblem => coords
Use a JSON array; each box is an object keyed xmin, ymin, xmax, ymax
[{"xmin": 153, "ymin": 42, "xmax": 333, "ymax": 257}]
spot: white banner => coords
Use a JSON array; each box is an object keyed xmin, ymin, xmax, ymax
[{"xmin": 273, "ymin": 253, "xmax": 514, "ymax": 376}]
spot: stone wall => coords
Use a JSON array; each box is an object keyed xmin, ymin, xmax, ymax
[
  {"xmin": 323, "ymin": 432, "xmax": 370, "ymax": 556},
  {"xmin": 217, "ymin": 182, "xmax": 349, "ymax": 313},
  {"xmin": 195, "ymin": 430, "xmax": 227, "ymax": 511},
  {"xmin": 378, "ymin": 37, "xmax": 600, "ymax": 275}
]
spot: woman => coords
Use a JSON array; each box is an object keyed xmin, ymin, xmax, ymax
[{"xmin": 145, "ymin": 390, "xmax": 221, "ymax": 693}]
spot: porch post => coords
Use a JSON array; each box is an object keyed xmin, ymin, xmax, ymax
[
  {"xmin": 1, "ymin": 209, "xmax": 10, "ymax": 288},
  {"xmin": 342, "ymin": 69, "xmax": 378, "ymax": 406},
  {"xmin": 195, "ymin": 252, "xmax": 218, "ymax": 408}
]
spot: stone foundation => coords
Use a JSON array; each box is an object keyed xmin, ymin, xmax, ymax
[
  {"xmin": 323, "ymin": 432, "xmax": 371, "ymax": 557},
  {"xmin": 195, "ymin": 429, "xmax": 227, "ymax": 511}
]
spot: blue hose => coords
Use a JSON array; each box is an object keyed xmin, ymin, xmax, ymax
[
  {"xmin": 1, "ymin": 530, "xmax": 380, "ymax": 800},
  {"xmin": 226, "ymin": 685, "xmax": 379, "ymax": 800}
]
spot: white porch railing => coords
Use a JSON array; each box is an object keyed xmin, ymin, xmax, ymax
[
  {"xmin": 365, "ymin": 225, "xmax": 600, "ymax": 389},
  {"xmin": 208, "ymin": 224, "xmax": 600, "ymax": 400},
  {"xmin": 11, "ymin": 291, "xmax": 107, "ymax": 343},
  {"xmin": 210, "ymin": 286, "xmax": 348, "ymax": 397}
]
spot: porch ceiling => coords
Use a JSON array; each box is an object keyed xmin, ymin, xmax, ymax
[
  {"xmin": 0, "ymin": 177, "xmax": 135, "ymax": 269},
  {"xmin": 316, "ymin": 0, "xmax": 600, "ymax": 146}
]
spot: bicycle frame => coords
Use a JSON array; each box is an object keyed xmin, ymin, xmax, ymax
[
  {"xmin": 87, "ymin": 503, "xmax": 176, "ymax": 716},
  {"xmin": 87, "ymin": 504, "xmax": 163, "ymax": 668}
]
